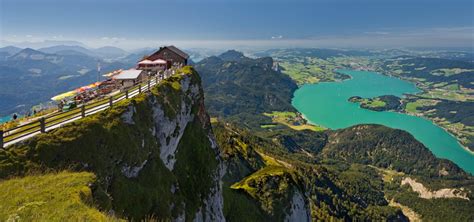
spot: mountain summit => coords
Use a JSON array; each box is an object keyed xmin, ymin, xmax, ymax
[{"xmin": 218, "ymin": 50, "xmax": 246, "ymax": 62}]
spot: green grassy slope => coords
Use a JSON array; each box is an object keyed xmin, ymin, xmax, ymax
[{"xmin": 0, "ymin": 171, "xmax": 119, "ymax": 221}]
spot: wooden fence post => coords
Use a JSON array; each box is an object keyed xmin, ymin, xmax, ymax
[
  {"xmin": 109, "ymin": 97, "xmax": 113, "ymax": 107},
  {"xmin": 139, "ymin": 84, "xmax": 142, "ymax": 93},
  {"xmin": 40, "ymin": 118, "xmax": 46, "ymax": 133},
  {"xmin": 0, "ymin": 130, "xmax": 3, "ymax": 149},
  {"xmin": 125, "ymin": 90, "xmax": 129, "ymax": 99},
  {"xmin": 81, "ymin": 105, "xmax": 86, "ymax": 118},
  {"xmin": 148, "ymin": 80, "xmax": 151, "ymax": 90}
]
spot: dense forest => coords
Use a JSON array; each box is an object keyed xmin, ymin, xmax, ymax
[{"xmin": 195, "ymin": 50, "xmax": 298, "ymax": 128}]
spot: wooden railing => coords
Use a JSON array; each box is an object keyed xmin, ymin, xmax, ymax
[{"xmin": 0, "ymin": 72, "xmax": 173, "ymax": 149}]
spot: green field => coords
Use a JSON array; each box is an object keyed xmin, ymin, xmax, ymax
[
  {"xmin": 430, "ymin": 68, "xmax": 473, "ymax": 77},
  {"xmin": 350, "ymin": 97, "xmax": 387, "ymax": 109},
  {"xmin": 263, "ymin": 111, "xmax": 326, "ymax": 131},
  {"xmin": 405, "ymin": 99, "xmax": 438, "ymax": 113},
  {"xmin": 0, "ymin": 171, "xmax": 118, "ymax": 221},
  {"xmin": 276, "ymin": 56, "xmax": 345, "ymax": 85},
  {"xmin": 360, "ymin": 98, "xmax": 386, "ymax": 108}
]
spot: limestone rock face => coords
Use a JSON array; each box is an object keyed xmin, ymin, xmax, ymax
[
  {"xmin": 1, "ymin": 67, "xmax": 225, "ymax": 221},
  {"xmin": 285, "ymin": 190, "xmax": 311, "ymax": 222}
]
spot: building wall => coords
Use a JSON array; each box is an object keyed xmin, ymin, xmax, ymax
[
  {"xmin": 148, "ymin": 48, "xmax": 187, "ymax": 66},
  {"xmin": 120, "ymin": 80, "xmax": 135, "ymax": 88},
  {"xmin": 137, "ymin": 64, "xmax": 166, "ymax": 73},
  {"xmin": 117, "ymin": 72, "xmax": 147, "ymax": 89}
]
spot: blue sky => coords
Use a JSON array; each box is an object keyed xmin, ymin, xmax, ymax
[{"xmin": 1, "ymin": 0, "xmax": 473, "ymax": 49}]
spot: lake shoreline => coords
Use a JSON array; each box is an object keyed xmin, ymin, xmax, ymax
[
  {"xmin": 292, "ymin": 69, "xmax": 474, "ymax": 174},
  {"xmin": 304, "ymin": 68, "xmax": 474, "ymax": 155}
]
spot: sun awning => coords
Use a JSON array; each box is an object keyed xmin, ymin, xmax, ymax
[
  {"xmin": 138, "ymin": 59, "xmax": 167, "ymax": 65},
  {"xmin": 138, "ymin": 59, "xmax": 153, "ymax": 65},
  {"xmin": 103, "ymin": 69, "xmax": 123, "ymax": 78},
  {"xmin": 151, "ymin": 59, "xmax": 167, "ymax": 64},
  {"xmin": 51, "ymin": 82, "xmax": 103, "ymax": 101},
  {"xmin": 75, "ymin": 82, "xmax": 101, "ymax": 92},
  {"xmin": 51, "ymin": 90, "xmax": 78, "ymax": 101}
]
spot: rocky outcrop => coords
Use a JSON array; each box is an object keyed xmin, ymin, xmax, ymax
[
  {"xmin": 121, "ymin": 160, "xmax": 147, "ymax": 178},
  {"xmin": 194, "ymin": 162, "xmax": 225, "ymax": 222},
  {"xmin": 285, "ymin": 190, "xmax": 311, "ymax": 222},
  {"xmin": 152, "ymin": 88, "xmax": 196, "ymax": 170},
  {"xmin": 401, "ymin": 177, "xmax": 469, "ymax": 200}
]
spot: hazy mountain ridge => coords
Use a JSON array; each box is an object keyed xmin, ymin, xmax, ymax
[
  {"xmin": 0, "ymin": 48, "xmax": 135, "ymax": 116},
  {"xmin": 2, "ymin": 44, "xmax": 130, "ymax": 60},
  {"xmin": 37, "ymin": 45, "xmax": 98, "ymax": 57}
]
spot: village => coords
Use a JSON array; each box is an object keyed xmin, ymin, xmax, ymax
[{"xmin": 52, "ymin": 46, "xmax": 190, "ymax": 111}]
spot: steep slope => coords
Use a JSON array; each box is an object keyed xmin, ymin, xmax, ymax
[
  {"xmin": 214, "ymin": 122, "xmax": 410, "ymax": 221},
  {"xmin": 195, "ymin": 51, "xmax": 298, "ymax": 128},
  {"xmin": 0, "ymin": 171, "xmax": 119, "ymax": 221},
  {"xmin": 322, "ymin": 124, "xmax": 467, "ymax": 178},
  {"xmin": 213, "ymin": 121, "xmax": 474, "ymax": 221},
  {"xmin": 0, "ymin": 67, "xmax": 224, "ymax": 221}
]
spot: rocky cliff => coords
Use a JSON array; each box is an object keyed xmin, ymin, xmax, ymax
[{"xmin": 0, "ymin": 66, "xmax": 225, "ymax": 221}]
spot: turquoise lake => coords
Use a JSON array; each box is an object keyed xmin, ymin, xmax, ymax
[
  {"xmin": 0, "ymin": 116, "xmax": 11, "ymax": 124},
  {"xmin": 292, "ymin": 70, "xmax": 474, "ymax": 174}
]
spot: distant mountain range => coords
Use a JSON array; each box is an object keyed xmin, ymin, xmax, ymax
[
  {"xmin": 1, "ymin": 44, "xmax": 135, "ymax": 61},
  {"xmin": 37, "ymin": 45, "xmax": 98, "ymax": 57},
  {"xmin": 37, "ymin": 45, "xmax": 129, "ymax": 59},
  {"xmin": 0, "ymin": 46, "xmax": 23, "ymax": 55},
  {"xmin": 0, "ymin": 47, "xmax": 142, "ymax": 116},
  {"xmin": 0, "ymin": 40, "xmax": 88, "ymax": 49}
]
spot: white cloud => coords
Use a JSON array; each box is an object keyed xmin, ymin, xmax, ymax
[
  {"xmin": 52, "ymin": 35, "xmax": 63, "ymax": 39},
  {"xmin": 100, "ymin": 36, "xmax": 126, "ymax": 43},
  {"xmin": 271, "ymin": 35, "xmax": 283, "ymax": 39},
  {"xmin": 364, "ymin": 31, "xmax": 390, "ymax": 35}
]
